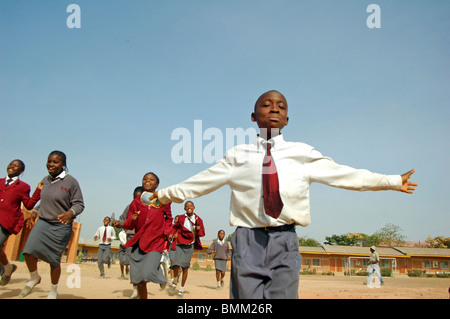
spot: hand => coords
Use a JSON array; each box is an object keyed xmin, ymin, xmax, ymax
[
  {"xmin": 132, "ymin": 211, "xmax": 140, "ymax": 220},
  {"xmin": 26, "ymin": 212, "xmax": 38, "ymax": 228},
  {"xmin": 37, "ymin": 181, "xmax": 44, "ymax": 189},
  {"xmin": 57, "ymin": 210, "xmax": 74, "ymax": 224},
  {"xmin": 94, "ymin": 235, "xmax": 98, "ymax": 241},
  {"xmin": 400, "ymin": 169, "xmax": 418, "ymax": 194},
  {"xmin": 111, "ymin": 220, "xmax": 120, "ymax": 227}
]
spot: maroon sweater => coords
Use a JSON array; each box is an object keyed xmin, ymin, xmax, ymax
[
  {"xmin": 123, "ymin": 198, "xmax": 173, "ymax": 253},
  {"xmin": 0, "ymin": 178, "xmax": 41, "ymax": 234}
]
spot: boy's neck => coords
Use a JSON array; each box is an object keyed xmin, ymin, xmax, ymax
[{"xmin": 259, "ymin": 128, "xmax": 282, "ymax": 140}]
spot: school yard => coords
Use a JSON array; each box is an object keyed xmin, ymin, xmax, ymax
[{"xmin": 0, "ymin": 261, "xmax": 448, "ymax": 299}]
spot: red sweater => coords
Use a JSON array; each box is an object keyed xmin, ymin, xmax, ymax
[
  {"xmin": 0, "ymin": 178, "xmax": 41, "ymax": 234},
  {"xmin": 171, "ymin": 214, "xmax": 205, "ymax": 250},
  {"xmin": 123, "ymin": 198, "xmax": 173, "ymax": 253}
]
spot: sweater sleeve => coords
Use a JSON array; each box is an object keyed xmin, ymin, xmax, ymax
[
  {"xmin": 68, "ymin": 177, "xmax": 85, "ymax": 216},
  {"xmin": 21, "ymin": 184, "xmax": 41, "ymax": 210}
]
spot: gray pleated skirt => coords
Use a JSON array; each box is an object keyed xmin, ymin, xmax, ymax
[
  {"xmin": 23, "ymin": 218, "xmax": 72, "ymax": 267},
  {"xmin": 129, "ymin": 245, "xmax": 167, "ymax": 285},
  {"xmin": 171, "ymin": 244, "xmax": 194, "ymax": 269},
  {"xmin": 119, "ymin": 244, "xmax": 130, "ymax": 266},
  {"xmin": 214, "ymin": 259, "xmax": 227, "ymax": 272}
]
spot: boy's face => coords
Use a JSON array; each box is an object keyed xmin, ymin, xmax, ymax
[
  {"xmin": 218, "ymin": 231, "xmax": 225, "ymax": 240},
  {"xmin": 142, "ymin": 173, "xmax": 159, "ymax": 192},
  {"xmin": 103, "ymin": 217, "xmax": 110, "ymax": 226},
  {"xmin": 184, "ymin": 201, "xmax": 195, "ymax": 216},
  {"xmin": 7, "ymin": 160, "xmax": 24, "ymax": 178},
  {"xmin": 251, "ymin": 90, "xmax": 289, "ymax": 135}
]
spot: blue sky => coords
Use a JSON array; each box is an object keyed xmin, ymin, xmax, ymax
[{"xmin": 1, "ymin": 1, "xmax": 448, "ymax": 243}]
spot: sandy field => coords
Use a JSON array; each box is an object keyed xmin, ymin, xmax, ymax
[{"xmin": 0, "ymin": 261, "xmax": 448, "ymax": 300}]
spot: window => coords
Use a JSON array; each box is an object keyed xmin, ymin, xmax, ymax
[
  {"xmin": 440, "ymin": 261, "xmax": 449, "ymax": 269},
  {"xmin": 197, "ymin": 253, "xmax": 206, "ymax": 262},
  {"xmin": 422, "ymin": 260, "xmax": 430, "ymax": 268},
  {"xmin": 312, "ymin": 259, "xmax": 320, "ymax": 267}
]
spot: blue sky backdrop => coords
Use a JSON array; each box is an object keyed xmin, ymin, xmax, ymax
[{"xmin": 1, "ymin": 1, "xmax": 448, "ymax": 243}]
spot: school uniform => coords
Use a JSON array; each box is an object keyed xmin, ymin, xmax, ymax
[
  {"xmin": 118, "ymin": 230, "xmax": 129, "ymax": 266},
  {"xmin": 0, "ymin": 177, "xmax": 41, "ymax": 239},
  {"xmin": 157, "ymin": 134, "xmax": 403, "ymax": 299},
  {"xmin": 170, "ymin": 213, "xmax": 205, "ymax": 269},
  {"xmin": 23, "ymin": 171, "xmax": 84, "ymax": 267},
  {"xmin": 94, "ymin": 225, "xmax": 116, "ymax": 275},
  {"xmin": 117, "ymin": 204, "xmax": 136, "ymax": 266},
  {"xmin": 123, "ymin": 198, "xmax": 172, "ymax": 284},
  {"xmin": 206, "ymin": 239, "xmax": 231, "ymax": 272}
]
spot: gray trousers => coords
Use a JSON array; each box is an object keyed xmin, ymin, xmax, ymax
[
  {"xmin": 97, "ymin": 244, "xmax": 111, "ymax": 275},
  {"xmin": 230, "ymin": 226, "xmax": 301, "ymax": 299}
]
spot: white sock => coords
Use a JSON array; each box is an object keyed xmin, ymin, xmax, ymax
[
  {"xmin": 130, "ymin": 285, "xmax": 138, "ymax": 298},
  {"xmin": 47, "ymin": 284, "xmax": 58, "ymax": 299},
  {"xmin": 26, "ymin": 270, "xmax": 40, "ymax": 287},
  {"xmin": 179, "ymin": 286, "xmax": 184, "ymax": 292},
  {"xmin": 217, "ymin": 281, "xmax": 221, "ymax": 287}
]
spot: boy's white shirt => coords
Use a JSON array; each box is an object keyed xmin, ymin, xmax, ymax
[
  {"xmin": 158, "ymin": 134, "xmax": 402, "ymax": 229},
  {"xmin": 95, "ymin": 225, "xmax": 116, "ymax": 244},
  {"xmin": 119, "ymin": 230, "xmax": 127, "ymax": 246}
]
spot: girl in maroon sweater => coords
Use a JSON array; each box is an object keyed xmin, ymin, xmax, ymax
[
  {"xmin": 0, "ymin": 160, "xmax": 41, "ymax": 285},
  {"xmin": 123, "ymin": 172, "xmax": 173, "ymax": 299}
]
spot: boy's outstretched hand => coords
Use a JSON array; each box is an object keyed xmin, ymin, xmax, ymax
[{"xmin": 400, "ymin": 169, "xmax": 417, "ymax": 194}]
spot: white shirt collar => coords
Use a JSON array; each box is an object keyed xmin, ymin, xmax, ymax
[
  {"xmin": 49, "ymin": 170, "xmax": 67, "ymax": 183},
  {"xmin": 5, "ymin": 176, "xmax": 18, "ymax": 184},
  {"xmin": 256, "ymin": 133, "xmax": 285, "ymax": 150}
]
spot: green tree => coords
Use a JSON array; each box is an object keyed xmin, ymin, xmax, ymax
[
  {"xmin": 425, "ymin": 236, "xmax": 450, "ymax": 248},
  {"xmin": 298, "ymin": 236, "xmax": 321, "ymax": 247},
  {"xmin": 374, "ymin": 223, "xmax": 406, "ymax": 247}
]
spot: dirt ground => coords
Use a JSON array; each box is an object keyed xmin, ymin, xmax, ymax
[{"xmin": 0, "ymin": 261, "xmax": 448, "ymax": 300}]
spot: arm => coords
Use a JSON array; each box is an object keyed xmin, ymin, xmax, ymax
[
  {"xmin": 155, "ymin": 155, "xmax": 233, "ymax": 204},
  {"xmin": 306, "ymin": 149, "xmax": 413, "ymax": 192},
  {"xmin": 108, "ymin": 227, "xmax": 116, "ymax": 241},
  {"xmin": 58, "ymin": 178, "xmax": 85, "ymax": 224},
  {"xmin": 226, "ymin": 242, "xmax": 232, "ymax": 258},
  {"xmin": 21, "ymin": 181, "xmax": 42, "ymax": 210},
  {"xmin": 195, "ymin": 216, "xmax": 206, "ymax": 238},
  {"xmin": 123, "ymin": 200, "xmax": 140, "ymax": 230},
  {"xmin": 163, "ymin": 203, "xmax": 174, "ymax": 237},
  {"xmin": 94, "ymin": 227, "xmax": 100, "ymax": 240},
  {"xmin": 206, "ymin": 241, "xmax": 215, "ymax": 254}
]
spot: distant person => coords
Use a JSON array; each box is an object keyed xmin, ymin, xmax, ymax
[
  {"xmin": 366, "ymin": 246, "xmax": 384, "ymax": 286},
  {"xmin": 94, "ymin": 216, "xmax": 116, "ymax": 278},
  {"xmin": 168, "ymin": 201, "xmax": 205, "ymax": 298},
  {"xmin": 112, "ymin": 186, "xmax": 143, "ymax": 298},
  {"xmin": 206, "ymin": 229, "xmax": 231, "ymax": 289},
  {"xmin": 21, "ymin": 150, "xmax": 84, "ymax": 299},
  {"xmin": 152, "ymin": 90, "xmax": 417, "ymax": 299}
]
